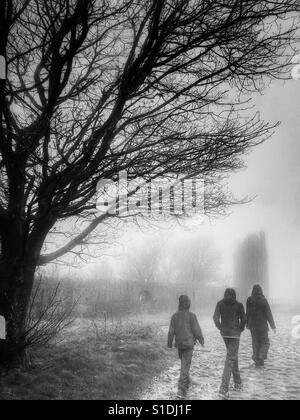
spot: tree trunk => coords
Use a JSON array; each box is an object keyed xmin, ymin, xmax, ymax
[
  {"xmin": 0, "ymin": 255, "xmax": 37, "ymax": 365},
  {"xmin": 0, "ymin": 220, "xmax": 41, "ymax": 366}
]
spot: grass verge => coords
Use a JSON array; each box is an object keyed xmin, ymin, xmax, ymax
[{"xmin": 0, "ymin": 316, "xmax": 173, "ymax": 400}]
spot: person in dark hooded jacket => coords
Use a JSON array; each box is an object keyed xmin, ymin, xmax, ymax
[
  {"xmin": 168, "ymin": 295, "xmax": 205, "ymax": 398},
  {"xmin": 213, "ymin": 288, "xmax": 246, "ymax": 398},
  {"xmin": 246, "ymin": 285, "xmax": 276, "ymax": 367}
]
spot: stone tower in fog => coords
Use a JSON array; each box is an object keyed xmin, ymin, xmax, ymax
[{"xmin": 234, "ymin": 231, "xmax": 269, "ymax": 303}]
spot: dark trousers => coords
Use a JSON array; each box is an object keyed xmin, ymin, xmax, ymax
[
  {"xmin": 251, "ymin": 330, "xmax": 270, "ymax": 364},
  {"xmin": 178, "ymin": 348, "xmax": 193, "ymax": 396},
  {"xmin": 221, "ymin": 338, "xmax": 241, "ymax": 393}
]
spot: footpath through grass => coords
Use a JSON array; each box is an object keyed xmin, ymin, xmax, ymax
[{"xmin": 0, "ymin": 316, "xmax": 173, "ymax": 400}]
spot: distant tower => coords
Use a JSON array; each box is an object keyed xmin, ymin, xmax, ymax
[{"xmin": 234, "ymin": 231, "xmax": 269, "ymax": 303}]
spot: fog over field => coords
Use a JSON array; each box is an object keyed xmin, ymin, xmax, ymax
[
  {"xmin": 57, "ymin": 77, "xmax": 300, "ymax": 306},
  {"xmin": 225, "ymin": 79, "xmax": 300, "ymax": 304}
]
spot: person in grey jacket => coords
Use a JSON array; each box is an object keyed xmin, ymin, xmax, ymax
[
  {"xmin": 213, "ymin": 288, "xmax": 246, "ymax": 398},
  {"xmin": 168, "ymin": 295, "xmax": 204, "ymax": 398},
  {"xmin": 246, "ymin": 285, "xmax": 276, "ymax": 367}
]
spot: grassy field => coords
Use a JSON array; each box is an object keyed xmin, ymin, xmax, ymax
[{"xmin": 0, "ymin": 316, "xmax": 172, "ymax": 400}]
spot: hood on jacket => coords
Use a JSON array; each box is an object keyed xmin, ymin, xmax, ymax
[
  {"xmin": 223, "ymin": 288, "xmax": 237, "ymax": 305},
  {"xmin": 251, "ymin": 285, "xmax": 264, "ymax": 299},
  {"xmin": 179, "ymin": 295, "xmax": 191, "ymax": 310}
]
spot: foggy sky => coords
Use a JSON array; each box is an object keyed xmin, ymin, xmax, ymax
[
  {"xmin": 60, "ymin": 74, "xmax": 300, "ymax": 305},
  {"xmin": 213, "ymin": 77, "xmax": 300, "ymax": 303}
]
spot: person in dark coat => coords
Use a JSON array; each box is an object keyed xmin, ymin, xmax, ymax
[
  {"xmin": 246, "ymin": 285, "xmax": 276, "ymax": 367},
  {"xmin": 213, "ymin": 288, "xmax": 246, "ymax": 398},
  {"xmin": 168, "ymin": 295, "xmax": 205, "ymax": 398}
]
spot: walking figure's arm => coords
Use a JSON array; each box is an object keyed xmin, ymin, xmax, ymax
[
  {"xmin": 245, "ymin": 298, "xmax": 251, "ymax": 329},
  {"xmin": 213, "ymin": 303, "xmax": 222, "ymax": 331},
  {"xmin": 191, "ymin": 315, "xmax": 205, "ymax": 346},
  {"xmin": 265, "ymin": 301, "xmax": 276, "ymax": 331},
  {"xmin": 239, "ymin": 303, "xmax": 246, "ymax": 332},
  {"xmin": 167, "ymin": 316, "xmax": 175, "ymax": 348}
]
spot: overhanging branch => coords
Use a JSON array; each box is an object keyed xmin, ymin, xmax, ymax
[{"xmin": 38, "ymin": 214, "xmax": 109, "ymax": 265}]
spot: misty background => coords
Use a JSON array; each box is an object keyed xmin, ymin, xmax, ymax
[{"xmin": 43, "ymin": 76, "xmax": 300, "ymax": 308}]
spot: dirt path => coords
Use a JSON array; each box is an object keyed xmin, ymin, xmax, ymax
[{"xmin": 140, "ymin": 313, "xmax": 300, "ymax": 400}]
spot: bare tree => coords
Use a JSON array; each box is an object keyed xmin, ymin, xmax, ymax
[
  {"xmin": 123, "ymin": 235, "xmax": 165, "ymax": 286},
  {"xmin": 170, "ymin": 233, "xmax": 220, "ymax": 285},
  {"xmin": 0, "ymin": 0, "xmax": 299, "ymax": 361}
]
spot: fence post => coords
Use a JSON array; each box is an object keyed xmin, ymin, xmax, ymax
[
  {"xmin": 0, "ymin": 315, "xmax": 6, "ymax": 340},
  {"xmin": 0, "ymin": 55, "xmax": 6, "ymax": 80}
]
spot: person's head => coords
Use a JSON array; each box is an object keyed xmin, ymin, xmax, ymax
[
  {"xmin": 223, "ymin": 288, "xmax": 237, "ymax": 303},
  {"xmin": 251, "ymin": 284, "xmax": 264, "ymax": 299},
  {"xmin": 178, "ymin": 295, "xmax": 191, "ymax": 310}
]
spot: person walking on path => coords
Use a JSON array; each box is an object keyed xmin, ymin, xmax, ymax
[
  {"xmin": 213, "ymin": 288, "xmax": 246, "ymax": 398},
  {"xmin": 168, "ymin": 295, "xmax": 205, "ymax": 399},
  {"xmin": 246, "ymin": 285, "xmax": 276, "ymax": 367}
]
